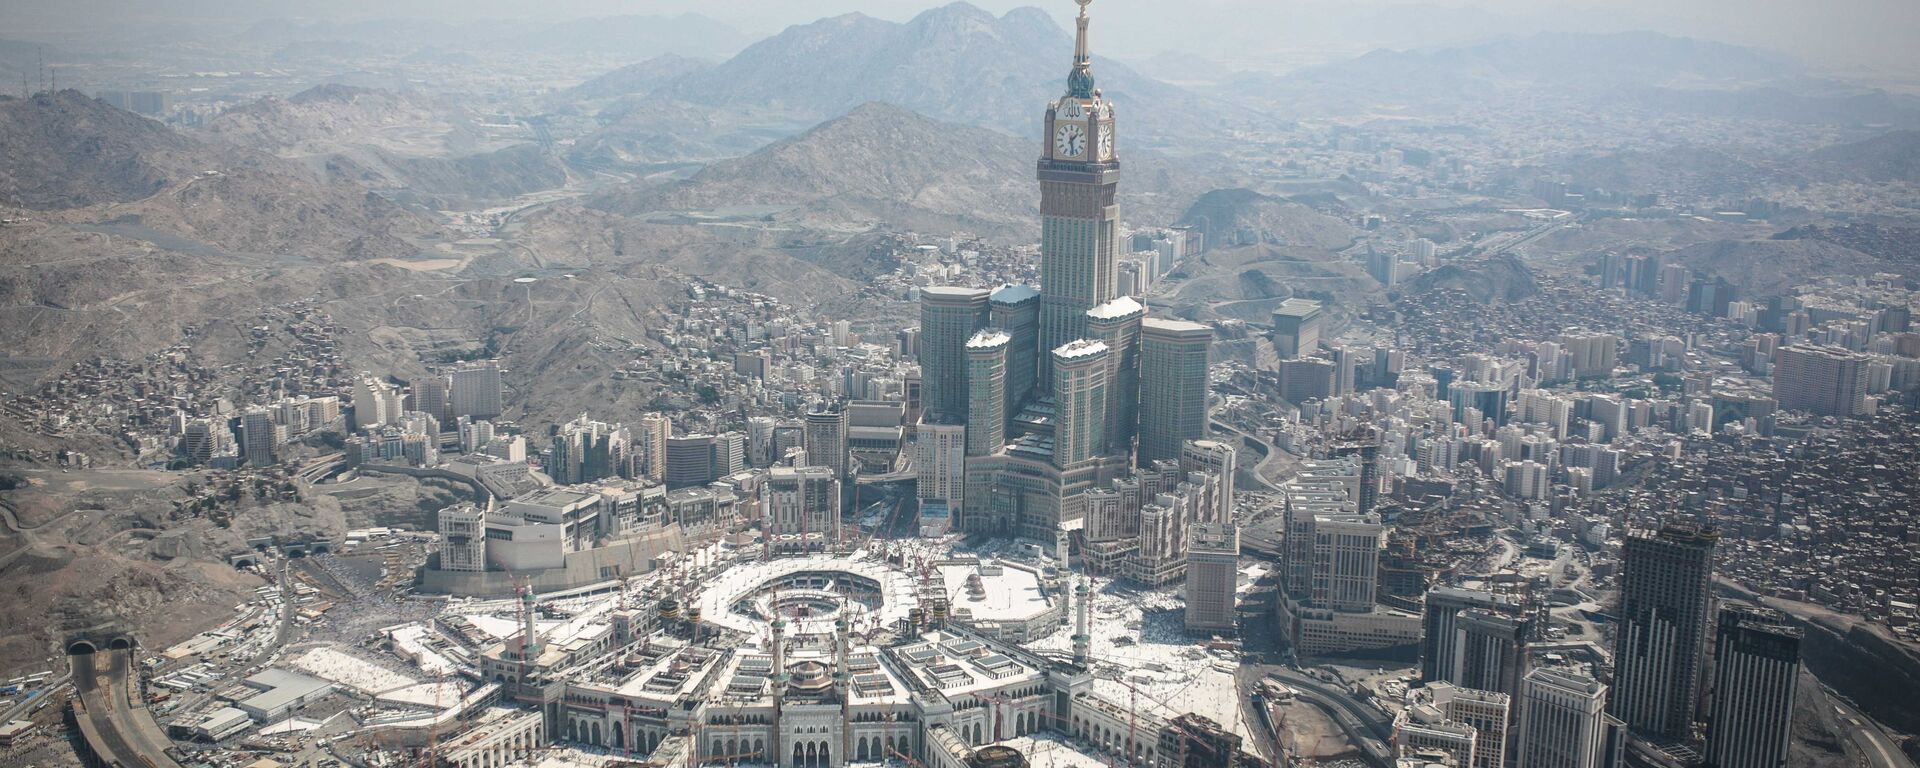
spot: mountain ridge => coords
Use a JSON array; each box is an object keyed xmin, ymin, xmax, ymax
[
  {"xmin": 0, "ymin": 90, "xmax": 430, "ymax": 260},
  {"xmin": 646, "ymin": 1, "xmax": 1236, "ymax": 146}
]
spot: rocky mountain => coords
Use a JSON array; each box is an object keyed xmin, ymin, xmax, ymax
[
  {"xmin": 199, "ymin": 84, "xmax": 480, "ymax": 157},
  {"xmin": 1666, "ymin": 239, "xmax": 1886, "ymax": 297},
  {"xmin": 488, "ymin": 14, "xmax": 749, "ymax": 58},
  {"xmin": 588, "ymin": 101, "xmax": 1215, "ymax": 235},
  {"xmin": 1407, "ymin": 254, "xmax": 1539, "ymax": 304},
  {"xmin": 589, "ymin": 102, "xmax": 1034, "ymax": 232},
  {"xmin": 1175, "ymin": 188, "xmax": 1360, "ymax": 252},
  {"xmin": 200, "ymin": 84, "xmax": 569, "ymax": 207},
  {"xmin": 566, "ymin": 98, "xmax": 814, "ymax": 172},
  {"xmin": 323, "ymin": 144, "xmax": 570, "ymax": 208},
  {"xmin": 0, "ymin": 90, "xmax": 430, "ymax": 259},
  {"xmin": 0, "ymin": 90, "xmax": 202, "ymax": 209},
  {"xmin": 1228, "ymin": 31, "xmax": 1799, "ymax": 117},
  {"xmin": 565, "ymin": 54, "xmax": 718, "ymax": 102},
  {"xmin": 650, "ymin": 2, "xmax": 1235, "ymax": 147},
  {"xmin": 1810, "ymin": 131, "xmax": 1920, "ymax": 183}
]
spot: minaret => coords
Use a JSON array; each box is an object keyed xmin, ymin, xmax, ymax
[
  {"xmin": 519, "ymin": 584, "xmax": 541, "ymax": 657},
  {"xmin": 835, "ymin": 616, "xmax": 852, "ymax": 767},
  {"xmin": 1072, "ymin": 578, "xmax": 1092, "ymax": 666},
  {"xmin": 771, "ymin": 615, "xmax": 788, "ymax": 766}
]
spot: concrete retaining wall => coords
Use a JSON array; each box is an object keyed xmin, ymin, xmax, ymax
[{"xmin": 417, "ymin": 527, "xmax": 687, "ymax": 597}]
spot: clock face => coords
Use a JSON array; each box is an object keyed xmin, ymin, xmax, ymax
[
  {"xmin": 1054, "ymin": 123, "xmax": 1086, "ymax": 158},
  {"xmin": 1098, "ymin": 127, "xmax": 1114, "ymax": 160}
]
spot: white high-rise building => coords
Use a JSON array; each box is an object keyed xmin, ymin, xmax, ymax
[
  {"xmin": 241, "ymin": 408, "xmax": 283, "ymax": 466},
  {"xmin": 353, "ymin": 374, "xmax": 398, "ymax": 430},
  {"xmin": 451, "ymin": 361, "xmax": 504, "ymax": 420},
  {"xmin": 1310, "ymin": 513, "xmax": 1384, "ymax": 613},
  {"xmin": 1515, "ymin": 669, "xmax": 1623, "ymax": 768},
  {"xmin": 634, "ymin": 414, "xmax": 670, "ymax": 483},
  {"xmin": 916, "ymin": 422, "xmax": 967, "ymax": 512},
  {"xmin": 763, "ymin": 466, "xmax": 841, "ymax": 554},
  {"xmin": 438, "ymin": 503, "xmax": 488, "ymax": 573},
  {"xmin": 1427, "ymin": 683, "xmax": 1511, "ymax": 768}
]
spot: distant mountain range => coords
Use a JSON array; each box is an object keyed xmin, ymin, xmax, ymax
[
  {"xmin": 1811, "ymin": 130, "xmax": 1920, "ymax": 183},
  {"xmin": 1215, "ymin": 30, "xmax": 1920, "ymax": 124},
  {"xmin": 563, "ymin": 55, "xmax": 718, "ymax": 103},
  {"xmin": 589, "ymin": 101, "xmax": 1035, "ymax": 233},
  {"xmin": 239, "ymin": 13, "xmax": 750, "ymax": 59},
  {"xmin": 0, "ymin": 90, "xmax": 429, "ymax": 259},
  {"xmin": 199, "ymin": 84, "xmax": 479, "ymax": 156},
  {"xmin": 199, "ymin": 84, "xmax": 569, "ymax": 207},
  {"xmin": 588, "ymin": 101, "xmax": 1221, "ymax": 235},
  {"xmin": 637, "ymin": 2, "xmax": 1239, "ymax": 147}
]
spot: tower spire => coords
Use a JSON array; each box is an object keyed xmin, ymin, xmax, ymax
[{"xmin": 1068, "ymin": 0, "xmax": 1096, "ymax": 98}]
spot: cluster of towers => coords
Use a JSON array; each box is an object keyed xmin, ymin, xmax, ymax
[
  {"xmin": 917, "ymin": 0, "xmax": 1215, "ymax": 543},
  {"xmin": 1409, "ymin": 523, "xmax": 1805, "ymax": 768}
]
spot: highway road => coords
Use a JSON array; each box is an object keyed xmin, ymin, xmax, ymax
[
  {"xmin": 1827, "ymin": 688, "xmax": 1917, "ymax": 768},
  {"xmin": 72, "ymin": 647, "xmax": 181, "ymax": 768},
  {"xmin": 0, "ymin": 671, "xmax": 70, "ymax": 724},
  {"xmin": 1208, "ymin": 415, "xmax": 1287, "ymax": 493}
]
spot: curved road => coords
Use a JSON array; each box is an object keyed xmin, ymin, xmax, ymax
[
  {"xmin": 1827, "ymin": 687, "xmax": 1917, "ymax": 768},
  {"xmin": 1208, "ymin": 418, "xmax": 1285, "ymax": 493},
  {"xmin": 0, "ymin": 498, "xmax": 86, "ymax": 568},
  {"xmin": 1237, "ymin": 662, "xmax": 1394, "ymax": 767},
  {"xmin": 72, "ymin": 647, "xmax": 181, "ymax": 768}
]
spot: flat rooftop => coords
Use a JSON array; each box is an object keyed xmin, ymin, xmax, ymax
[{"xmin": 937, "ymin": 560, "xmax": 1053, "ymax": 623}]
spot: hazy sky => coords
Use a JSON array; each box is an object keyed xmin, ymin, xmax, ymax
[{"xmin": 5, "ymin": 0, "xmax": 1916, "ymax": 75}]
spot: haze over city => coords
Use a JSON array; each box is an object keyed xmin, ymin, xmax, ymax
[{"xmin": 1, "ymin": 1, "xmax": 1918, "ymax": 768}]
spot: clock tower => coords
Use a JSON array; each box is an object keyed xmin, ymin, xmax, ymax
[{"xmin": 1037, "ymin": 0, "xmax": 1120, "ymax": 386}]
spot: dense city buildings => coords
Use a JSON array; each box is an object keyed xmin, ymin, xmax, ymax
[{"xmin": 11, "ymin": 2, "xmax": 1920, "ymax": 768}]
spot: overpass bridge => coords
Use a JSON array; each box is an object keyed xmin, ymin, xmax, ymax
[{"xmin": 68, "ymin": 635, "xmax": 181, "ymax": 768}]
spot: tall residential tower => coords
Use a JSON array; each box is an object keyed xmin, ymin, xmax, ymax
[{"xmin": 1610, "ymin": 523, "xmax": 1718, "ymax": 740}]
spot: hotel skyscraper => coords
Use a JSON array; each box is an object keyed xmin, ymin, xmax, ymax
[{"xmin": 918, "ymin": 0, "xmax": 1222, "ymax": 547}]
